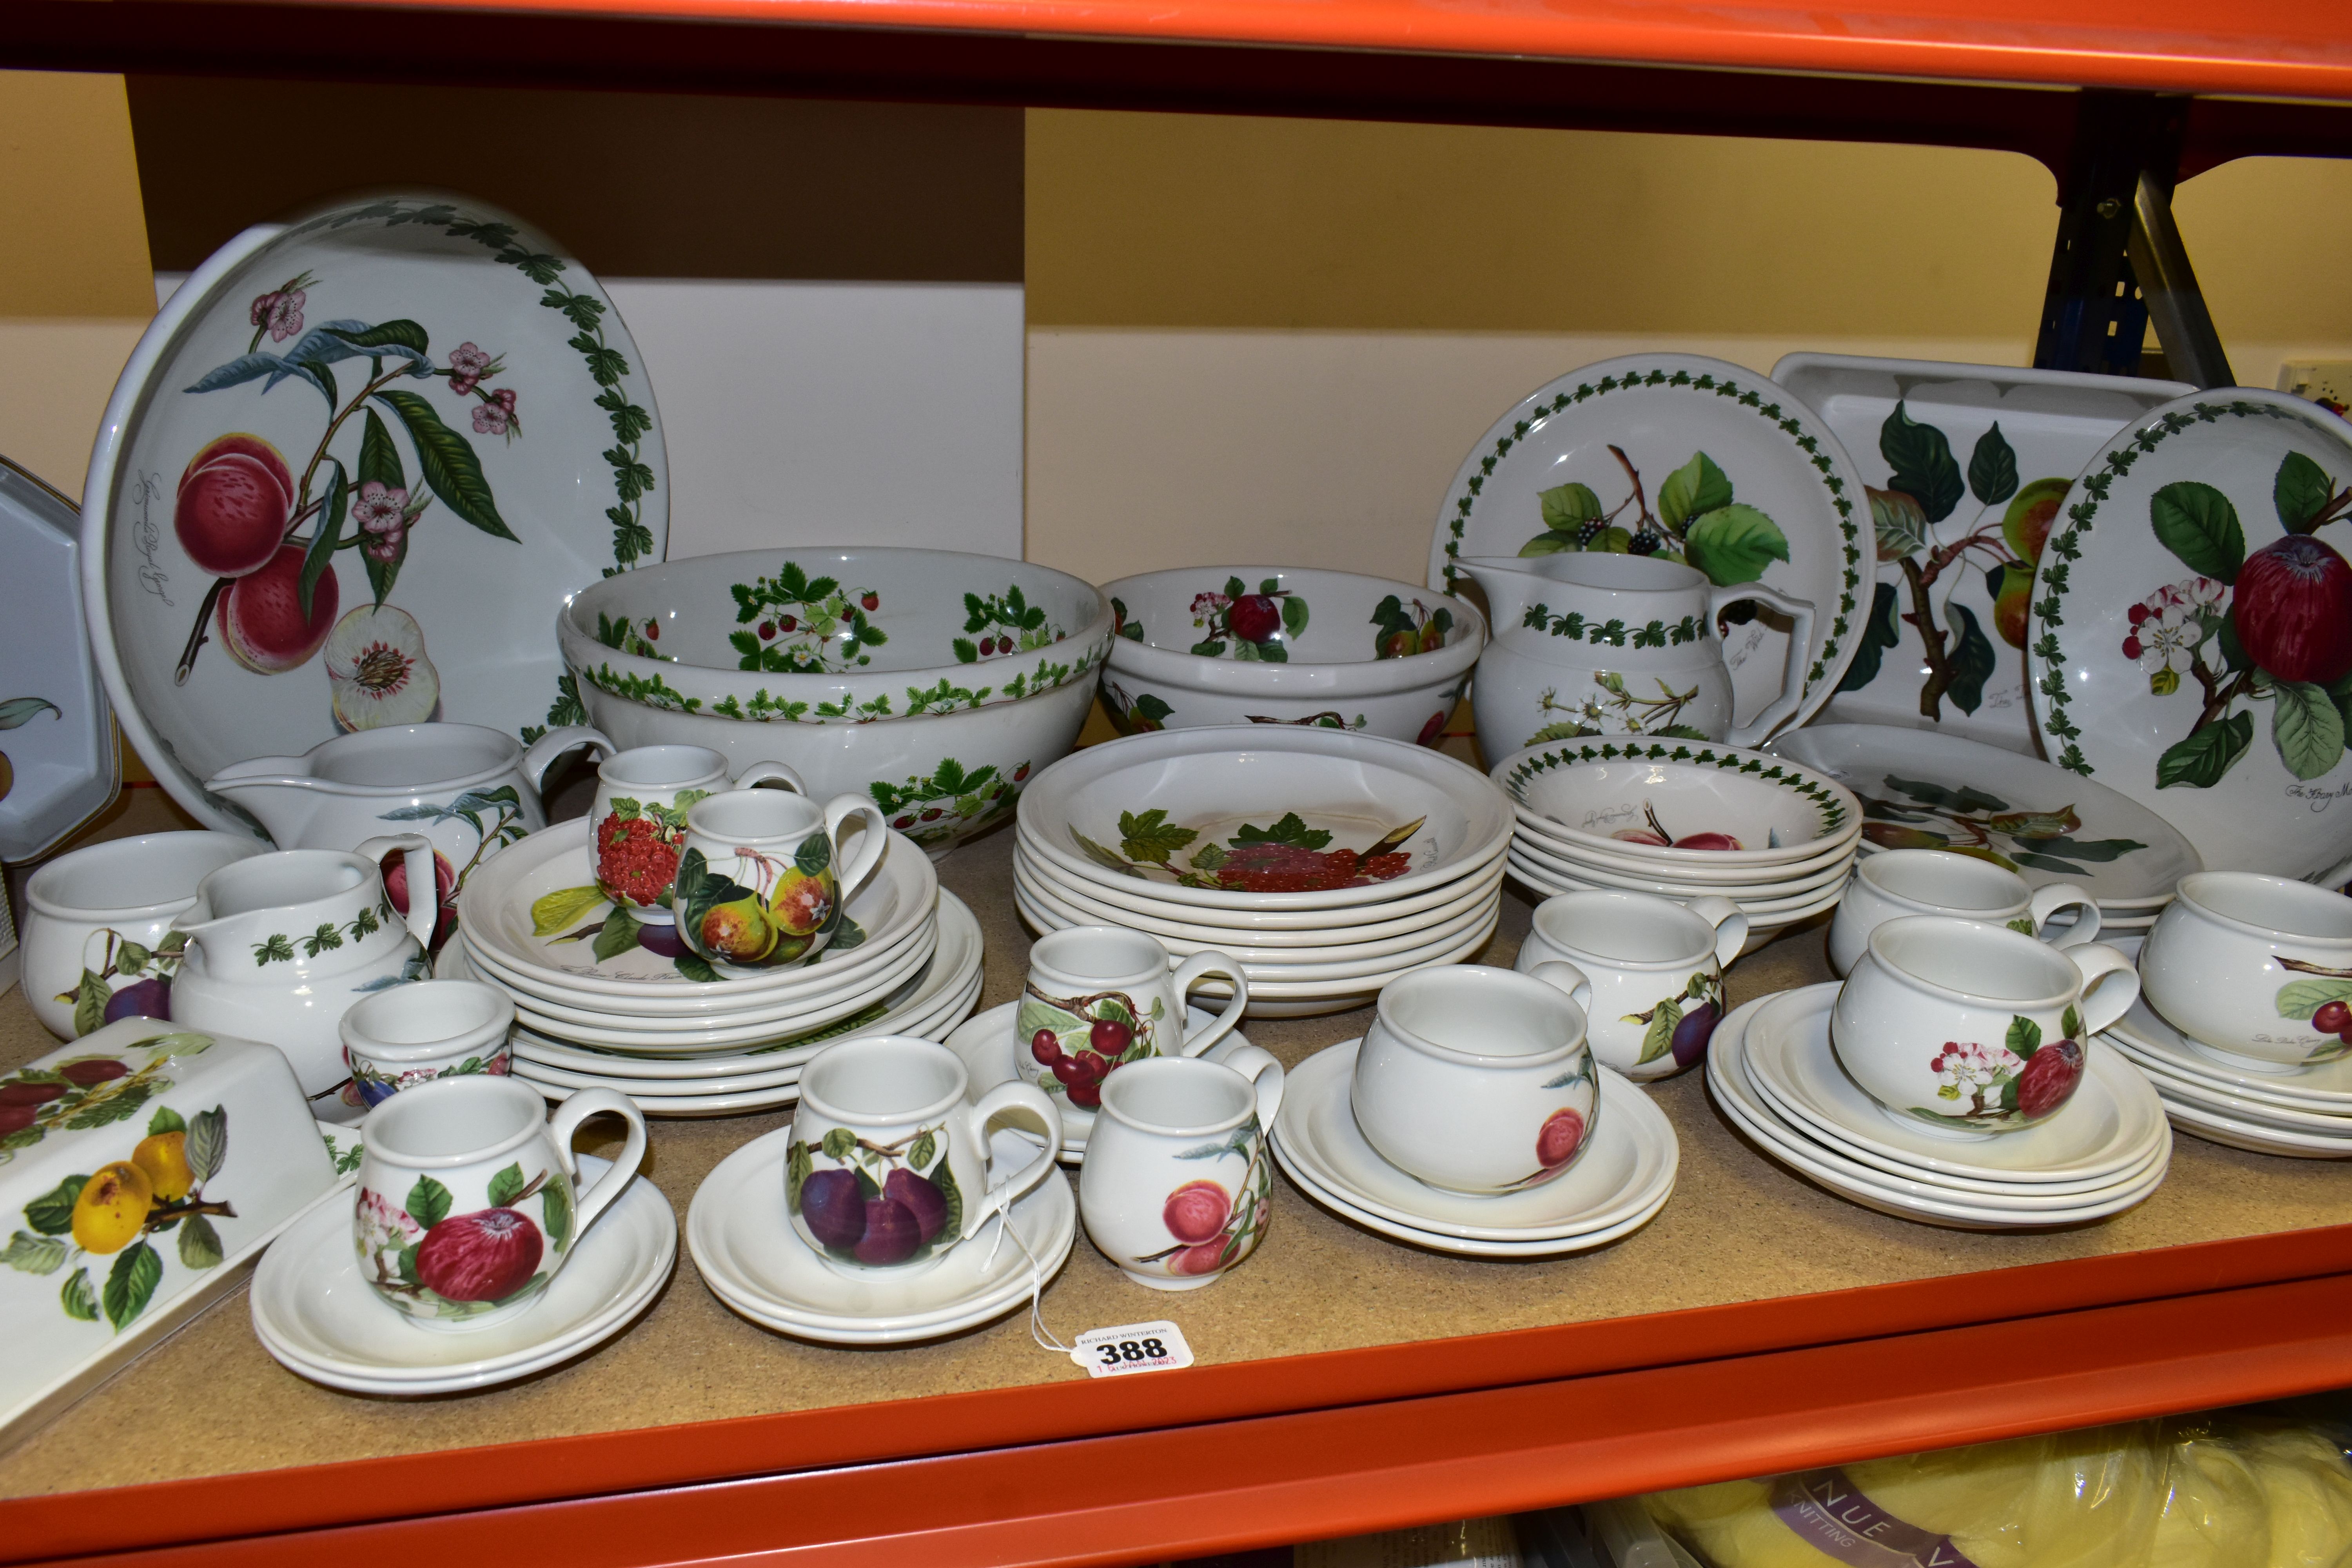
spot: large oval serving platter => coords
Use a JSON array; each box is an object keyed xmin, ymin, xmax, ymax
[
  {"xmin": 82, "ymin": 193, "xmax": 667, "ymax": 835},
  {"xmin": 2024, "ymin": 389, "xmax": 2352, "ymax": 883},
  {"xmin": 1428, "ymin": 353, "xmax": 1866, "ymax": 740}
]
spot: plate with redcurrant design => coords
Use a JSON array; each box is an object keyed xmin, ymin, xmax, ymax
[
  {"xmin": 2025, "ymin": 389, "xmax": 2352, "ymax": 883},
  {"xmin": 82, "ymin": 193, "xmax": 666, "ymax": 836},
  {"xmin": 1428, "ymin": 353, "xmax": 1867, "ymax": 737}
]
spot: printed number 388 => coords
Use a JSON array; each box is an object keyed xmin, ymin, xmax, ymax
[{"xmin": 1096, "ymin": 1338, "xmax": 1169, "ymax": 1367}]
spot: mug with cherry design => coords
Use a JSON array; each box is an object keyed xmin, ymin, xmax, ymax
[
  {"xmin": 1078, "ymin": 1046, "xmax": 1283, "ymax": 1290},
  {"xmin": 590, "ymin": 745, "xmax": 806, "ymax": 921},
  {"xmin": 1016, "ymin": 925, "xmax": 1249, "ymax": 1111}
]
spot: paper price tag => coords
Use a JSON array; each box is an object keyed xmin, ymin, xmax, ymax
[{"xmin": 1071, "ymin": 1320, "xmax": 1193, "ymax": 1378}]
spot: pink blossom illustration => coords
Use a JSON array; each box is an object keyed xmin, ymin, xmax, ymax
[
  {"xmin": 249, "ymin": 288, "xmax": 307, "ymax": 343},
  {"xmin": 446, "ymin": 341, "xmax": 493, "ymax": 396},
  {"xmin": 472, "ymin": 387, "xmax": 517, "ymax": 438}
]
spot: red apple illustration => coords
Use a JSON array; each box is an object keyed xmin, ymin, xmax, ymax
[
  {"xmin": 2232, "ymin": 535, "xmax": 2352, "ymax": 685},
  {"xmin": 1228, "ymin": 594, "xmax": 1283, "ymax": 644},
  {"xmin": 1163, "ymin": 1180, "xmax": 1231, "ymax": 1245},
  {"xmin": 176, "ymin": 435, "xmax": 293, "ymax": 576},
  {"xmin": 415, "ymin": 1206, "xmax": 543, "ymax": 1301},
  {"xmin": 2015, "ymin": 1038, "xmax": 2085, "ymax": 1120},
  {"xmin": 1537, "ymin": 1107, "xmax": 1587, "ymax": 1169},
  {"xmin": 217, "ymin": 544, "xmax": 337, "ymax": 673}
]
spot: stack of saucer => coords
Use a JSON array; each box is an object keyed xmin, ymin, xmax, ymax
[
  {"xmin": 448, "ymin": 819, "xmax": 976, "ymax": 1114},
  {"xmin": 1266, "ymin": 1039, "xmax": 1677, "ymax": 1258},
  {"xmin": 1708, "ymin": 984, "xmax": 2171, "ymax": 1228},
  {"xmin": 2102, "ymin": 997, "xmax": 2352, "ymax": 1158},
  {"xmin": 1014, "ymin": 728, "xmax": 1512, "ymax": 1016},
  {"xmin": 1490, "ymin": 740, "xmax": 1862, "ymax": 953}
]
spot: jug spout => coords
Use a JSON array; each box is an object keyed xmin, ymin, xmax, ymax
[
  {"xmin": 203, "ymin": 757, "xmax": 330, "ymax": 849},
  {"xmin": 1459, "ymin": 557, "xmax": 1549, "ymax": 632}
]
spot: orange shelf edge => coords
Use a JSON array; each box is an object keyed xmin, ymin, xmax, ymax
[{"xmin": 7, "ymin": 1221, "xmax": 2352, "ymax": 1564}]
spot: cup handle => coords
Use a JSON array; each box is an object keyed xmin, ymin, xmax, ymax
[
  {"xmin": 2065, "ymin": 943, "xmax": 2142, "ymax": 1038},
  {"xmin": 2029, "ymin": 882, "xmax": 2102, "ymax": 948},
  {"xmin": 1219, "ymin": 1043, "xmax": 1287, "ymax": 1129},
  {"xmin": 960, "ymin": 1081, "xmax": 1063, "ymax": 1241},
  {"xmin": 1714, "ymin": 583, "xmax": 1817, "ymax": 748},
  {"xmin": 1169, "ymin": 949, "xmax": 1249, "ymax": 1057},
  {"xmin": 355, "ymin": 833, "xmax": 440, "ymax": 949},
  {"xmin": 1684, "ymin": 895, "xmax": 1751, "ymax": 969},
  {"xmin": 1530, "ymin": 959, "xmax": 1593, "ymax": 1012},
  {"xmin": 823, "ymin": 796, "xmax": 891, "ymax": 904},
  {"xmin": 519, "ymin": 726, "xmax": 616, "ymax": 795},
  {"xmin": 730, "ymin": 761, "xmax": 807, "ymax": 795},
  {"xmin": 546, "ymin": 1087, "xmax": 648, "ymax": 1242}
]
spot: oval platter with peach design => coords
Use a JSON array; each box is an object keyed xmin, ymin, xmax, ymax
[{"xmin": 81, "ymin": 193, "xmax": 666, "ymax": 836}]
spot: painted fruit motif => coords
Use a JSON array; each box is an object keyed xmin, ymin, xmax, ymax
[
  {"xmin": 1536, "ymin": 1107, "xmax": 1587, "ymax": 1170},
  {"xmin": 795, "ymin": 1157, "xmax": 951, "ymax": 1265},
  {"xmin": 103, "ymin": 977, "xmax": 172, "ymax": 1025},
  {"xmin": 217, "ymin": 543, "xmax": 338, "ymax": 674},
  {"xmin": 1162, "ymin": 1180, "xmax": 1231, "ymax": 1246},
  {"xmin": 71, "ymin": 1161, "xmax": 154, "ymax": 1255},
  {"xmin": 699, "ymin": 897, "xmax": 780, "ymax": 965},
  {"xmin": 176, "ymin": 434, "xmax": 294, "ymax": 577},
  {"xmin": 414, "ymin": 1206, "xmax": 543, "ymax": 1302},
  {"xmin": 1609, "ymin": 802, "xmax": 1741, "ymax": 852},
  {"xmin": 2014, "ymin": 1038, "xmax": 2085, "ymax": 1120},
  {"xmin": 2232, "ymin": 534, "xmax": 2352, "ymax": 685},
  {"xmin": 383, "ymin": 846, "xmax": 459, "ymax": 948},
  {"xmin": 597, "ymin": 814, "xmax": 681, "ymax": 907},
  {"xmin": 798, "ymin": 1168, "xmax": 865, "ymax": 1250},
  {"xmin": 132, "ymin": 1130, "xmax": 195, "ymax": 1202},
  {"xmin": 769, "ymin": 869, "xmax": 835, "ymax": 936},
  {"xmin": 1670, "ymin": 1000, "xmax": 1722, "ymax": 1069},
  {"xmin": 1227, "ymin": 595, "xmax": 1283, "ymax": 645}
]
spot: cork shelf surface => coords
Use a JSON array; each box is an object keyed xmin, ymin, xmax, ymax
[{"xmin": 0, "ymin": 822, "xmax": 2345, "ymax": 1509}]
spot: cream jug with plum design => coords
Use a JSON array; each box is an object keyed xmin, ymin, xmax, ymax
[{"xmin": 1462, "ymin": 554, "xmax": 1815, "ymax": 751}]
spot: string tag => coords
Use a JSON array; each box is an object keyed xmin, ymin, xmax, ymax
[{"xmin": 1070, "ymin": 1321, "xmax": 1194, "ymax": 1377}]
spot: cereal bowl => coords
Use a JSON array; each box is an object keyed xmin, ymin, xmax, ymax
[{"xmin": 1492, "ymin": 738, "xmax": 1860, "ymax": 868}]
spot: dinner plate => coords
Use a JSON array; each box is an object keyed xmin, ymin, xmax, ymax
[
  {"xmin": 2153, "ymin": 1087, "xmax": 2352, "ymax": 1158},
  {"xmin": 2103, "ymin": 995, "xmax": 2352, "ymax": 1108},
  {"xmin": 1268, "ymin": 1038, "xmax": 1676, "ymax": 1240},
  {"xmin": 1430, "ymin": 354, "xmax": 1866, "ymax": 735},
  {"xmin": 1504, "ymin": 851, "xmax": 1846, "ymax": 924},
  {"xmin": 1018, "ymin": 728, "xmax": 1512, "ymax": 911},
  {"xmin": 2127, "ymin": 1056, "xmax": 2352, "ymax": 1134},
  {"xmin": 1773, "ymin": 355, "xmax": 2192, "ymax": 754},
  {"xmin": 81, "ymin": 196, "xmax": 666, "ymax": 835},
  {"xmin": 2025, "ymin": 388, "xmax": 2352, "ymax": 884},
  {"xmin": 689, "ymin": 1126, "xmax": 1076, "ymax": 1342},
  {"xmin": 1013, "ymin": 845, "xmax": 1506, "ymax": 946},
  {"xmin": 1509, "ymin": 822, "xmax": 1855, "ymax": 887},
  {"xmin": 1765, "ymin": 724, "xmax": 2201, "ymax": 907},
  {"xmin": 1505, "ymin": 831, "xmax": 1852, "ymax": 905},
  {"xmin": 1014, "ymin": 831, "xmax": 1505, "ymax": 931},
  {"xmin": 1741, "ymin": 984, "xmax": 2166, "ymax": 1184}
]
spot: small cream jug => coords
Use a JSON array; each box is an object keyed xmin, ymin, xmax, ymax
[
  {"xmin": 1461, "ymin": 553, "xmax": 1816, "ymax": 751},
  {"xmin": 168, "ymin": 835, "xmax": 439, "ymax": 1100}
]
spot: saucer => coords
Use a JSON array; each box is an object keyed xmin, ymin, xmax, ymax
[
  {"xmin": 688, "ymin": 1127, "xmax": 1076, "ymax": 1343},
  {"xmin": 1273, "ymin": 1149, "xmax": 1670, "ymax": 1258},
  {"xmin": 2104, "ymin": 997, "xmax": 2352, "ymax": 1108},
  {"xmin": 2132, "ymin": 1059, "xmax": 2352, "ymax": 1136},
  {"xmin": 1743, "ymin": 985, "xmax": 2167, "ymax": 1186},
  {"xmin": 1268, "ymin": 1038, "xmax": 1676, "ymax": 1241},
  {"xmin": 944, "ymin": 1001, "xmax": 1255, "ymax": 1161},
  {"xmin": 2152, "ymin": 1089, "xmax": 2352, "ymax": 1159},
  {"xmin": 1708, "ymin": 1002, "xmax": 2169, "ymax": 1229},
  {"xmin": 249, "ymin": 1156, "xmax": 675, "ymax": 1394}
]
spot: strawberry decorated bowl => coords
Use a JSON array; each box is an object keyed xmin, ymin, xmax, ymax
[
  {"xmin": 1098, "ymin": 567, "xmax": 1483, "ymax": 746},
  {"xmin": 559, "ymin": 548, "xmax": 1111, "ymax": 857}
]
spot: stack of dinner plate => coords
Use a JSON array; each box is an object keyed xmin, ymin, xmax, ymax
[
  {"xmin": 1490, "ymin": 739, "xmax": 1863, "ymax": 953},
  {"xmin": 1708, "ymin": 984, "xmax": 2171, "ymax": 1228},
  {"xmin": 1013, "ymin": 728, "xmax": 1512, "ymax": 1016},
  {"xmin": 447, "ymin": 818, "xmax": 977, "ymax": 1114},
  {"xmin": 2100, "ymin": 995, "xmax": 2352, "ymax": 1159}
]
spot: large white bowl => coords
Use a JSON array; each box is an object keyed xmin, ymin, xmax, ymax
[
  {"xmin": 562, "ymin": 547, "xmax": 1110, "ymax": 856},
  {"xmin": 1098, "ymin": 566, "xmax": 1483, "ymax": 746},
  {"xmin": 1020, "ymin": 728, "xmax": 1512, "ymax": 911},
  {"xmin": 1491, "ymin": 737, "xmax": 1860, "ymax": 868}
]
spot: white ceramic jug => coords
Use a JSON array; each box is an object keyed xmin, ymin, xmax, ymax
[
  {"xmin": 168, "ymin": 834, "xmax": 439, "ymax": 1099},
  {"xmin": 1462, "ymin": 553, "xmax": 1815, "ymax": 753}
]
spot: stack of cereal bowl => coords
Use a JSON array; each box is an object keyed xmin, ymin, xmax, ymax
[
  {"xmin": 1492, "ymin": 738, "xmax": 1862, "ymax": 954},
  {"xmin": 1013, "ymin": 728, "xmax": 1513, "ymax": 1016},
  {"xmin": 445, "ymin": 817, "xmax": 977, "ymax": 1116}
]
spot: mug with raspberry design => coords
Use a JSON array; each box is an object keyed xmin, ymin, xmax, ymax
[{"xmin": 590, "ymin": 746, "xmax": 805, "ymax": 921}]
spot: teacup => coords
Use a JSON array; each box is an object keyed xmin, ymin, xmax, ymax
[
  {"xmin": 1831, "ymin": 915, "xmax": 2138, "ymax": 1137},
  {"xmin": 354, "ymin": 1076, "xmax": 646, "ymax": 1327},
  {"xmin": 1829, "ymin": 849, "xmax": 2100, "ymax": 977},
  {"xmin": 670, "ymin": 789, "xmax": 887, "ymax": 972},
  {"xmin": 786, "ymin": 1035, "xmax": 1062, "ymax": 1276},
  {"xmin": 341, "ymin": 980, "xmax": 516, "ymax": 1108},
  {"xmin": 1350, "ymin": 964, "xmax": 1601, "ymax": 1194},
  {"xmin": 21, "ymin": 830, "xmax": 267, "ymax": 1040},
  {"xmin": 1017, "ymin": 926, "xmax": 1249, "ymax": 1113},
  {"xmin": 1080, "ymin": 1046, "xmax": 1284, "ymax": 1291},
  {"xmin": 590, "ymin": 745, "xmax": 806, "ymax": 920},
  {"xmin": 2138, "ymin": 871, "xmax": 2352, "ymax": 1072},
  {"xmin": 1514, "ymin": 889, "xmax": 1746, "ymax": 1080}
]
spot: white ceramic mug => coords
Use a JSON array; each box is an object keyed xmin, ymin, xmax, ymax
[
  {"xmin": 787, "ymin": 1035, "xmax": 1062, "ymax": 1276},
  {"xmin": 670, "ymin": 788, "xmax": 887, "ymax": 972},
  {"xmin": 1017, "ymin": 926, "xmax": 1249, "ymax": 1114},
  {"xmin": 1831, "ymin": 915, "xmax": 2138, "ymax": 1138},
  {"xmin": 590, "ymin": 744, "xmax": 807, "ymax": 920},
  {"xmin": 354, "ymin": 1076, "xmax": 646, "ymax": 1327},
  {"xmin": 1514, "ymin": 889, "xmax": 1746, "ymax": 1081},
  {"xmin": 1350, "ymin": 964, "xmax": 1601, "ymax": 1194},
  {"xmin": 341, "ymin": 979, "xmax": 516, "ymax": 1109},
  {"xmin": 2138, "ymin": 871, "xmax": 2352, "ymax": 1071},
  {"xmin": 21, "ymin": 830, "xmax": 267, "ymax": 1040},
  {"xmin": 1079, "ymin": 1047, "xmax": 1284, "ymax": 1291},
  {"xmin": 1829, "ymin": 849, "xmax": 2100, "ymax": 977}
]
